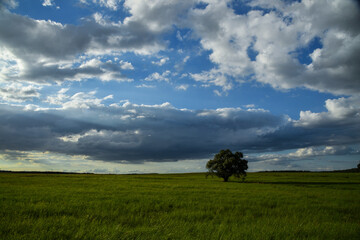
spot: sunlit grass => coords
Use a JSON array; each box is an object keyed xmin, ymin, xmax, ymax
[{"xmin": 1, "ymin": 172, "xmax": 359, "ymax": 239}]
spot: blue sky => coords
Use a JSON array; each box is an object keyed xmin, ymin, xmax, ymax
[{"xmin": 0, "ymin": 0, "xmax": 359, "ymax": 173}]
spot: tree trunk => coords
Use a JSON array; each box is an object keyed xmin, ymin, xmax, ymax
[{"xmin": 223, "ymin": 176, "xmax": 229, "ymax": 182}]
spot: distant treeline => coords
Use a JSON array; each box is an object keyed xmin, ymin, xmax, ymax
[
  {"xmin": 0, "ymin": 170, "xmax": 94, "ymax": 174},
  {"xmin": 324, "ymin": 168, "xmax": 360, "ymax": 173}
]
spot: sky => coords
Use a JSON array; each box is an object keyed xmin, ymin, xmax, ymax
[{"xmin": 0, "ymin": 0, "xmax": 359, "ymax": 174}]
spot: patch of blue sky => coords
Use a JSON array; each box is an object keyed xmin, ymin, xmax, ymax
[
  {"xmin": 246, "ymin": 37, "xmax": 258, "ymax": 61},
  {"xmin": 230, "ymin": 1, "xmax": 273, "ymax": 16},
  {"xmin": 193, "ymin": 1, "xmax": 208, "ymax": 10},
  {"xmin": 12, "ymin": 0, "xmax": 130, "ymax": 25},
  {"xmin": 292, "ymin": 36, "xmax": 323, "ymax": 65},
  {"xmin": 203, "ymin": 83, "xmax": 334, "ymax": 119},
  {"xmin": 12, "ymin": 1, "xmax": 89, "ymax": 25}
]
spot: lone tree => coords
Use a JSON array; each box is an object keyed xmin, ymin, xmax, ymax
[{"xmin": 206, "ymin": 149, "xmax": 248, "ymax": 182}]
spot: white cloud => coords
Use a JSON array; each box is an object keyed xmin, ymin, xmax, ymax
[
  {"xmin": 176, "ymin": 84, "xmax": 189, "ymax": 91},
  {"xmin": 46, "ymin": 89, "xmax": 113, "ymax": 109},
  {"xmin": 0, "ymin": 1, "xmax": 181, "ymax": 83},
  {"xmin": 136, "ymin": 84, "xmax": 155, "ymax": 88},
  {"xmin": 145, "ymin": 70, "xmax": 171, "ymax": 82},
  {"xmin": 294, "ymin": 96, "xmax": 360, "ymax": 128},
  {"xmin": 187, "ymin": 0, "xmax": 360, "ymax": 95},
  {"xmin": 249, "ymin": 145, "xmax": 360, "ymax": 165},
  {"xmin": 42, "ymin": 0, "xmax": 54, "ymax": 7},
  {"xmin": 1, "ymin": 0, "xmax": 359, "ymax": 95},
  {"xmin": 244, "ymin": 104, "xmax": 255, "ymax": 108},
  {"xmin": 119, "ymin": 60, "xmax": 134, "ymax": 70},
  {"xmin": 190, "ymin": 69, "xmax": 232, "ymax": 91},
  {"xmin": 151, "ymin": 57, "xmax": 169, "ymax": 66},
  {"xmin": 183, "ymin": 56, "xmax": 190, "ymax": 63},
  {"xmin": 123, "ymin": 0, "xmax": 196, "ymax": 33},
  {"xmin": 176, "ymin": 30, "xmax": 183, "ymax": 41}
]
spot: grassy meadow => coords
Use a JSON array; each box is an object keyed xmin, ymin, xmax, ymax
[{"xmin": 0, "ymin": 172, "xmax": 359, "ymax": 239}]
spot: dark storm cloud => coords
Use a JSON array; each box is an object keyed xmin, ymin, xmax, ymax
[
  {"xmin": 1, "ymin": 96, "xmax": 359, "ymax": 163},
  {"xmin": 0, "ymin": 103, "xmax": 286, "ymax": 162},
  {"xmin": 0, "ymin": 149, "xmax": 28, "ymax": 161},
  {"xmin": 0, "ymin": 104, "xmax": 105, "ymax": 151}
]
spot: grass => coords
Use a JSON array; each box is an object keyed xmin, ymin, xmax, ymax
[{"xmin": 0, "ymin": 172, "xmax": 359, "ymax": 239}]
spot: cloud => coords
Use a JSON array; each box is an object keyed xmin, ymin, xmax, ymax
[
  {"xmin": 0, "ymin": 0, "xmax": 195, "ymax": 84},
  {"xmin": 151, "ymin": 57, "xmax": 169, "ymax": 66},
  {"xmin": 119, "ymin": 60, "xmax": 134, "ymax": 70},
  {"xmin": 176, "ymin": 84, "xmax": 189, "ymax": 91},
  {"xmin": 0, "ymin": 149, "xmax": 30, "ymax": 161},
  {"xmin": 0, "ymin": 93, "xmax": 359, "ymax": 164},
  {"xmin": 0, "ymin": 83, "xmax": 41, "ymax": 102},
  {"xmin": 0, "ymin": 95, "xmax": 287, "ymax": 163},
  {"xmin": 0, "ymin": 0, "xmax": 17, "ymax": 9},
  {"xmin": 294, "ymin": 96, "xmax": 360, "ymax": 128},
  {"xmin": 45, "ymin": 89, "xmax": 113, "ymax": 109},
  {"xmin": 1, "ymin": 0, "xmax": 359, "ymax": 95},
  {"xmin": 42, "ymin": 0, "xmax": 53, "ymax": 7},
  {"xmin": 190, "ymin": 69, "xmax": 232, "ymax": 91},
  {"xmin": 248, "ymin": 145, "xmax": 360, "ymax": 166},
  {"xmin": 258, "ymin": 96, "xmax": 360, "ymax": 152},
  {"xmin": 42, "ymin": 0, "xmax": 59, "ymax": 9},
  {"xmin": 145, "ymin": 70, "xmax": 171, "ymax": 82},
  {"xmin": 187, "ymin": 0, "xmax": 360, "ymax": 95},
  {"xmin": 135, "ymin": 84, "xmax": 155, "ymax": 88}
]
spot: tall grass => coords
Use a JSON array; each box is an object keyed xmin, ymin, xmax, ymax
[{"xmin": 1, "ymin": 172, "xmax": 359, "ymax": 239}]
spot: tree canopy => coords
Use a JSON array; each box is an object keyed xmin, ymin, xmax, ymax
[{"xmin": 206, "ymin": 149, "xmax": 248, "ymax": 182}]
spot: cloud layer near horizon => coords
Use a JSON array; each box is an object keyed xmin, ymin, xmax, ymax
[{"xmin": 0, "ymin": 93, "xmax": 359, "ymax": 163}]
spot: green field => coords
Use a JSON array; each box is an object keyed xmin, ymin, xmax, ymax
[{"xmin": 1, "ymin": 172, "xmax": 359, "ymax": 239}]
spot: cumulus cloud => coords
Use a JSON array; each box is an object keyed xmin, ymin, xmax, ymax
[
  {"xmin": 294, "ymin": 96, "xmax": 360, "ymax": 128},
  {"xmin": 45, "ymin": 89, "xmax": 113, "ymax": 109},
  {"xmin": 42, "ymin": 0, "xmax": 59, "ymax": 8},
  {"xmin": 258, "ymin": 96, "xmax": 360, "ymax": 153},
  {"xmin": 1, "ymin": 0, "xmax": 359, "ymax": 95},
  {"xmin": 0, "ymin": 83, "xmax": 41, "ymax": 102},
  {"xmin": 0, "ymin": 0, "xmax": 196, "ymax": 84},
  {"xmin": 248, "ymin": 145, "xmax": 360, "ymax": 166},
  {"xmin": 190, "ymin": 69, "xmax": 232, "ymax": 91},
  {"xmin": 145, "ymin": 70, "xmax": 171, "ymax": 82},
  {"xmin": 151, "ymin": 57, "xmax": 169, "ymax": 66},
  {"xmin": 176, "ymin": 84, "xmax": 189, "ymax": 91},
  {"xmin": 187, "ymin": 0, "xmax": 360, "ymax": 95}
]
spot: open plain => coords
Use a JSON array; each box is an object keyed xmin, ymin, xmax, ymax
[{"xmin": 0, "ymin": 172, "xmax": 359, "ymax": 239}]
